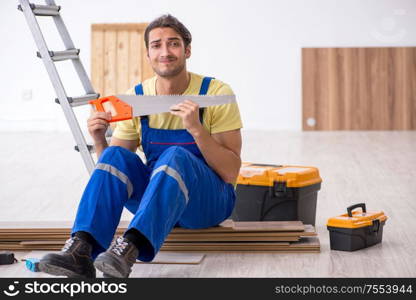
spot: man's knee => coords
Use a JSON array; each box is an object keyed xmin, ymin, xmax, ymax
[
  {"xmin": 159, "ymin": 146, "xmax": 190, "ymax": 160},
  {"xmin": 99, "ymin": 146, "xmax": 135, "ymax": 163},
  {"xmin": 101, "ymin": 145, "xmax": 122, "ymax": 157},
  {"xmin": 151, "ymin": 146, "xmax": 193, "ymax": 186}
]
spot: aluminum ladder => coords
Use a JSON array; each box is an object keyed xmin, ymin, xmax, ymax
[{"xmin": 18, "ymin": 0, "xmax": 97, "ymax": 174}]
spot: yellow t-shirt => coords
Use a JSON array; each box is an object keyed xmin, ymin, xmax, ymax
[{"xmin": 112, "ymin": 72, "xmax": 243, "ymax": 151}]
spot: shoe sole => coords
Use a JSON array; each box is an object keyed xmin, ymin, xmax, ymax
[
  {"xmin": 39, "ymin": 261, "xmax": 89, "ymax": 279},
  {"xmin": 94, "ymin": 259, "xmax": 127, "ymax": 278}
]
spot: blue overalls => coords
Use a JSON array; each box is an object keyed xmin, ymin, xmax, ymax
[{"xmin": 71, "ymin": 77, "xmax": 236, "ymax": 262}]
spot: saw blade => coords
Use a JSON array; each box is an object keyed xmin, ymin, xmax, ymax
[{"xmin": 116, "ymin": 94, "xmax": 236, "ymax": 117}]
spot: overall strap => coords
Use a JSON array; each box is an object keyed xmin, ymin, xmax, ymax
[
  {"xmin": 135, "ymin": 83, "xmax": 148, "ymax": 121},
  {"xmin": 198, "ymin": 77, "xmax": 214, "ymax": 122},
  {"xmin": 135, "ymin": 83, "xmax": 144, "ymax": 95},
  {"xmin": 199, "ymin": 77, "xmax": 213, "ymax": 95}
]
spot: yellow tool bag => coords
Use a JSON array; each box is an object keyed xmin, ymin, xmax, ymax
[
  {"xmin": 327, "ymin": 203, "xmax": 388, "ymax": 251},
  {"xmin": 231, "ymin": 163, "xmax": 322, "ymax": 225}
]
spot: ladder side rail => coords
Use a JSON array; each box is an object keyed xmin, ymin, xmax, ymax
[
  {"xmin": 45, "ymin": 0, "xmax": 96, "ymax": 95},
  {"xmin": 19, "ymin": 0, "xmax": 95, "ymax": 173}
]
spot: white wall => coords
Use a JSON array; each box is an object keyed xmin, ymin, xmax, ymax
[{"xmin": 1, "ymin": 0, "xmax": 415, "ymax": 132}]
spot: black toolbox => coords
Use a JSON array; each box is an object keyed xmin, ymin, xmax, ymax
[
  {"xmin": 327, "ymin": 203, "xmax": 388, "ymax": 251},
  {"xmin": 231, "ymin": 163, "xmax": 322, "ymax": 225}
]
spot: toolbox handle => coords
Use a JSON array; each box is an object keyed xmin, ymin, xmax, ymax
[{"xmin": 347, "ymin": 203, "xmax": 366, "ymax": 217}]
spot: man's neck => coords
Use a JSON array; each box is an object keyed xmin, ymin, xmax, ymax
[{"xmin": 155, "ymin": 69, "xmax": 190, "ymax": 95}]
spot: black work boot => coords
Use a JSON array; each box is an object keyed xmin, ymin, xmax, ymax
[
  {"xmin": 94, "ymin": 236, "xmax": 138, "ymax": 278},
  {"xmin": 38, "ymin": 236, "xmax": 96, "ymax": 278}
]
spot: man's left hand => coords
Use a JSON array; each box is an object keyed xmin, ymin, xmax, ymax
[{"xmin": 170, "ymin": 100, "xmax": 204, "ymax": 136}]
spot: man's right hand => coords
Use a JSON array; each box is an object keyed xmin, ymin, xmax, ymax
[{"xmin": 87, "ymin": 111, "xmax": 112, "ymax": 144}]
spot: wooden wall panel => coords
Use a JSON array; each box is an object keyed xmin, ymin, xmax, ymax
[
  {"xmin": 302, "ymin": 47, "xmax": 416, "ymax": 130},
  {"xmin": 116, "ymin": 30, "xmax": 129, "ymax": 94},
  {"xmin": 91, "ymin": 23, "xmax": 152, "ymax": 97},
  {"xmin": 91, "ymin": 30, "xmax": 104, "ymax": 96},
  {"xmin": 128, "ymin": 30, "xmax": 142, "ymax": 88},
  {"xmin": 103, "ymin": 30, "xmax": 117, "ymax": 96}
]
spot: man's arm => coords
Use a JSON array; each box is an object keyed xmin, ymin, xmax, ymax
[
  {"xmin": 109, "ymin": 137, "xmax": 139, "ymax": 153},
  {"xmin": 95, "ymin": 137, "xmax": 139, "ymax": 159},
  {"xmin": 170, "ymin": 100, "xmax": 242, "ymax": 184},
  {"xmin": 193, "ymin": 128, "xmax": 242, "ymax": 184},
  {"xmin": 88, "ymin": 110, "xmax": 139, "ymax": 159}
]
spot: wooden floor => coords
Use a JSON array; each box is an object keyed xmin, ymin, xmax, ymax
[{"xmin": 0, "ymin": 130, "xmax": 415, "ymax": 277}]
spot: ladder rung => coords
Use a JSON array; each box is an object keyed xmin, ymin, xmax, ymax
[
  {"xmin": 74, "ymin": 144, "xmax": 94, "ymax": 153},
  {"xmin": 55, "ymin": 94, "xmax": 100, "ymax": 107},
  {"xmin": 37, "ymin": 49, "xmax": 80, "ymax": 61},
  {"xmin": 18, "ymin": 3, "xmax": 61, "ymax": 16}
]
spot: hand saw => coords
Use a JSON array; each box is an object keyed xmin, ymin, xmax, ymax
[{"xmin": 89, "ymin": 94, "xmax": 236, "ymax": 123}]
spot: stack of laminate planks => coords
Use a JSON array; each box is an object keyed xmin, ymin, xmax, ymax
[{"xmin": 0, "ymin": 219, "xmax": 320, "ymax": 253}]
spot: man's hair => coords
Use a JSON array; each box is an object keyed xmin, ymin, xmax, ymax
[{"xmin": 144, "ymin": 14, "xmax": 192, "ymax": 49}]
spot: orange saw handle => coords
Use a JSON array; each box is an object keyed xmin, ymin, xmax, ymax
[{"xmin": 89, "ymin": 96, "xmax": 132, "ymax": 123}]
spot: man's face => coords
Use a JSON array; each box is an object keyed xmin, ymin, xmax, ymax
[{"xmin": 147, "ymin": 27, "xmax": 191, "ymax": 78}]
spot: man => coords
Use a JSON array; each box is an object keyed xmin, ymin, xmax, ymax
[{"xmin": 39, "ymin": 14, "xmax": 242, "ymax": 278}]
